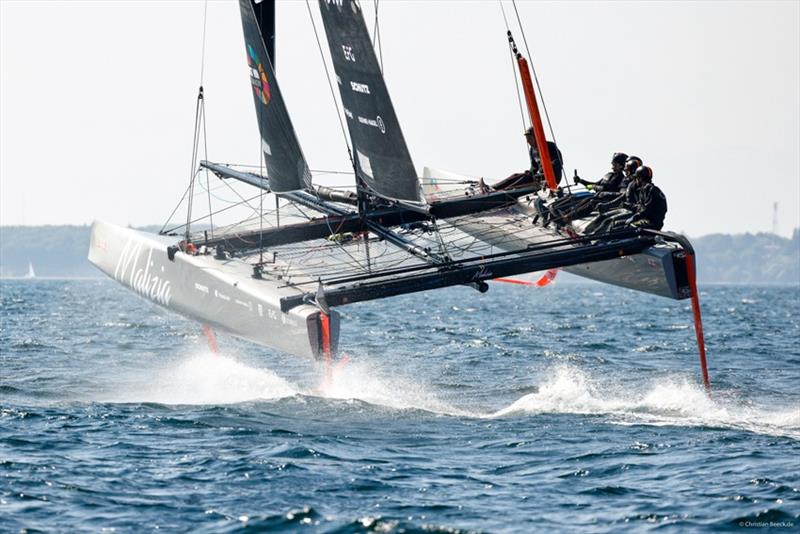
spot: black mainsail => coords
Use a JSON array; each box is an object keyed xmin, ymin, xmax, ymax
[
  {"xmin": 318, "ymin": 0, "xmax": 420, "ymax": 202},
  {"xmin": 238, "ymin": 0, "xmax": 311, "ymax": 193}
]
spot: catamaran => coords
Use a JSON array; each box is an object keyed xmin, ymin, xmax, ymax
[{"xmin": 88, "ymin": 0, "xmax": 710, "ymax": 389}]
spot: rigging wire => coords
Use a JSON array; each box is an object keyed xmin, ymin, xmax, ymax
[
  {"xmin": 162, "ymin": 193, "xmax": 263, "ymax": 236},
  {"xmin": 510, "ymin": 0, "xmax": 558, "ymax": 149},
  {"xmin": 257, "ymin": 101, "xmax": 265, "ymax": 264},
  {"xmin": 160, "ymin": 181, "xmax": 194, "ymax": 235},
  {"xmin": 184, "ymin": 88, "xmax": 204, "ymax": 240},
  {"xmin": 498, "ymin": 1, "xmax": 528, "ymax": 137},
  {"xmin": 201, "ymin": 92, "xmax": 214, "ymax": 238},
  {"xmin": 199, "ymin": 0, "xmax": 208, "ymax": 86},
  {"xmin": 304, "ymin": 0, "xmax": 372, "ymax": 275},
  {"xmin": 199, "ymin": 0, "xmax": 213, "ymax": 238},
  {"xmin": 170, "ymin": 0, "xmax": 212, "ymax": 241},
  {"xmin": 305, "ymin": 0, "xmax": 354, "ymax": 166},
  {"xmin": 372, "ymin": 0, "xmax": 383, "ymax": 72}
]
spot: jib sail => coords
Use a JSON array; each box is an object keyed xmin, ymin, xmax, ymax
[
  {"xmin": 238, "ymin": 0, "xmax": 311, "ymax": 192},
  {"xmin": 318, "ymin": 0, "xmax": 420, "ymax": 202}
]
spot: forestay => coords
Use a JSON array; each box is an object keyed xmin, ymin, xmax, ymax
[
  {"xmin": 238, "ymin": 0, "xmax": 312, "ymax": 193},
  {"xmin": 318, "ymin": 0, "xmax": 420, "ymax": 202}
]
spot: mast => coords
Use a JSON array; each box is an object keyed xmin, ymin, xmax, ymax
[{"xmin": 510, "ymin": 34, "xmax": 558, "ymax": 192}]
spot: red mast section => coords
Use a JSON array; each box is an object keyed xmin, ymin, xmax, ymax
[{"xmin": 511, "ymin": 36, "xmax": 559, "ymax": 192}]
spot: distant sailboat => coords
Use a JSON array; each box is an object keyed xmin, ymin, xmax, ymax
[{"xmin": 24, "ymin": 262, "xmax": 36, "ymax": 278}]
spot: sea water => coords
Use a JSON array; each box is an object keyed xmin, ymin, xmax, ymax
[{"xmin": 1, "ymin": 280, "xmax": 798, "ymax": 532}]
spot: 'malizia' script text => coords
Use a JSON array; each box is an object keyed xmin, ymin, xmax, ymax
[{"xmin": 114, "ymin": 240, "xmax": 172, "ymax": 306}]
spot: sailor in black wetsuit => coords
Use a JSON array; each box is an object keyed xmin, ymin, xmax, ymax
[
  {"xmin": 628, "ymin": 165, "xmax": 667, "ymax": 230},
  {"xmin": 596, "ymin": 155, "xmax": 643, "ymax": 212},
  {"xmin": 521, "ymin": 127, "xmax": 566, "ymax": 225},
  {"xmin": 574, "ymin": 152, "xmax": 627, "ymax": 193},
  {"xmin": 591, "ymin": 165, "xmax": 666, "ymax": 233},
  {"xmin": 584, "ymin": 156, "xmax": 643, "ymax": 233},
  {"xmin": 551, "ymin": 152, "xmax": 628, "ymax": 224},
  {"xmin": 525, "ymin": 127, "xmax": 563, "ymax": 184},
  {"xmin": 494, "ymin": 128, "xmax": 563, "ymax": 193}
]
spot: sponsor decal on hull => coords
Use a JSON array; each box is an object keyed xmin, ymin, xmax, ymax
[{"xmin": 114, "ymin": 240, "xmax": 172, "ymax": 306}]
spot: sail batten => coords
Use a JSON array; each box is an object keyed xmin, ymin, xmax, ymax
[
  {"xmin": 318, "ymin": 0, "xmax": 420, "ymax": 202},
  {"xmin": 238, "ymin": 0, "xmax": 311, "ymax": 193}
]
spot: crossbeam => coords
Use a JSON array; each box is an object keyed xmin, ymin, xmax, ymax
[{"xmin": 279, "ymin": 234, "xmax": 653, "ymax": 312}]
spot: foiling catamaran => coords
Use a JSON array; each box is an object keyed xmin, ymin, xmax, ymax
[{"xmin": 88, "ymin": 0, "xmax": 710, "ymax": 390}]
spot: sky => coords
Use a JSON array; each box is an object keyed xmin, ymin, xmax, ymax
[{"xmin": 1, "ymin": 0, "xmax": 798, "ymax": 238}]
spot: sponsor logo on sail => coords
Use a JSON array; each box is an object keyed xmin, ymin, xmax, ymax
[
  {"xmin": 350, "ymin": 81, "xmax": 370, "ymax": 94},
  {"xmin": 358, "ymin": 115, "xmax": 386, "ymax": 134},
  {"xmin": 342, "ymin": 45, "xmax": 356, "ymax": 63},
  {"xmin": 114, "ymin": 240, "xmax": 172, "ymax": 306},
  {"xmin": 247, "ymin": 44, "xmax": 271, "ymax": 106}
]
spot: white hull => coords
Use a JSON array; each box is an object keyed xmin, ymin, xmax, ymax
[{"xmin": 88, "ymin": 221, "xmax": 337, "ymax": 360}]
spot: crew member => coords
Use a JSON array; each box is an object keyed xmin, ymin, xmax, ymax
[
  {"xmin": 552, "ymin": 152, "xmax": 628, "ymax": 224},
  {"xmin": 525, "ymin": 127, "xmax": 563, "ymax": 186},
  {"xmin": 596, "ymin": 155, "xmax": 643, "ymax": 212},
  {"xmin": 590, "ymin": 165, "xmax": 666, "ymax": 233},
  {"xmin": 573, "ymin": 152, "xmax": 627, "ymax": 194},
  {"xmin": 493, "ymin": 127, "xmax": 563, "ymax": 192},
  {"xmin": 627, "ymin": 165, "xmax": 667, "ymax": 230}
]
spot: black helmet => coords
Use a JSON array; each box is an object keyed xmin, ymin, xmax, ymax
[
  {"xmin": 612, "ymin": 152, "xmax": 628, "ymax": 165},
  {"xmin": 634, "ymin": 165, "xmax": 653, "ymax": 180},
  {"xmin": 626, "ymin": 155, "xmax": 642, "ymax": 167}
]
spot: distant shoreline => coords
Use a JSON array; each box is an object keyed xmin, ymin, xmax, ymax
[{"xmin": 1, "ymin": 225, "xmax": 798, "ymax": 284}]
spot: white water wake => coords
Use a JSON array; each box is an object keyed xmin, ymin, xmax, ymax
[
  {"xmin": 317, "ymin": 358, "xmax": 470, "ymax": 416},
  {"xmin": 100, "ymin": 351, "xmax": 799, "ymax": 439},
  {"xmin": 102, "ymin": 350, "xmax": 463, "ymax": 414},
  {"xmin": 102, "ymin": 352, "xmax": 298, "ymax": 405},
  {"xmin": 493, "ymin": 365, "xmax": 800, "ymax": 439}
]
